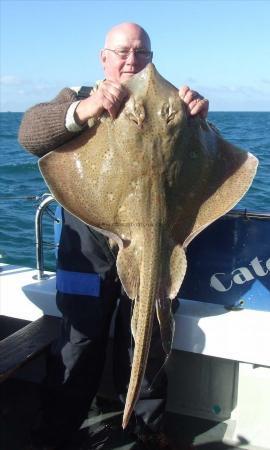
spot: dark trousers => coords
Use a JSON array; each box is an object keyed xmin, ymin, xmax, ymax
[{"xmin": 33, "ymin": 211, "xmax": 167, "ymax": 446}]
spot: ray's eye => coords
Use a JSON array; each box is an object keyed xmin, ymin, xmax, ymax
[
  {"xmin": 160, "ymin": 102, "xmax": 178, "ymax": 125},
  {"xmin": 166, "ymin": 111, "xmax": 176, "ymax": 123},
  {"xmin": 124, "ymin": 98, "xmax": 145, "ymax": 128}
]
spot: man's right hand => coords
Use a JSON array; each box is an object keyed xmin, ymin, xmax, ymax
[{"xmin": 74, "ymin": 80, "xmax": 128, "ymax": 125}]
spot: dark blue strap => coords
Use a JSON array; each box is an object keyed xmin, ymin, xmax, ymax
[
  {"xmin": 77, "ymin": 86, "xmax": 92, "ymax": 99},
  {"xmin": 56, "ymin": 269, "xmax": 101, "ymax": 297}
]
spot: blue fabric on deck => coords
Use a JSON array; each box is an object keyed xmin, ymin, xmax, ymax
[
  {"xmin": 56, "ymin": 269, "xmax": 101, "ymax": 297},
  {"xmin": 180, "ymin": 212, "xmax": 270, "ymax": 311}
]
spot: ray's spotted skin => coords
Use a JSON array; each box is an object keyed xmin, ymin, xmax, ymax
[{"xmin": 39, "ymin": 64, "xmax": 258, "ymax": 428}]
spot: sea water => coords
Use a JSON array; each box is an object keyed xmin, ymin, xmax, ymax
[{"xmin": 0, "ymin": 111, "xmax": 269, "ymax": 270}]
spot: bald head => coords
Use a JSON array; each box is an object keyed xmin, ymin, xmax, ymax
[
  {"xmin": 104, "ymin": 22, "xmax": 151, "ymax": 51},
  {"xmin": 101, "ymin": 22, "xmax": 152, "ymax": 83}
]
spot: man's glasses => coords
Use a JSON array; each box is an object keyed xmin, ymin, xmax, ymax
[{"xmin": 104, "ymin": 48, "xmax": 153, "ymax": 60}]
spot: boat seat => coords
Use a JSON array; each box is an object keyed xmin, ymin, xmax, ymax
[{"xmin": 0, "ymin": 315, "xmax": 61, "ymax": 383}]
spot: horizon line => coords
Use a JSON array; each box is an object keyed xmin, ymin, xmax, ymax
[{"xmin": 1, "ymin": 110, "xmax": 269, "ymax": 114}]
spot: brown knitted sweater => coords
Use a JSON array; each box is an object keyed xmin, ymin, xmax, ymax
[{"xmin": 18, "ymin": 88, "xmax": 84, "ymax": 157}]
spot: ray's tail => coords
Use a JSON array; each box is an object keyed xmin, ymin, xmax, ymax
[{"xmin": 122, "ymin": 224, "xmax": 161, "ymax": 429}]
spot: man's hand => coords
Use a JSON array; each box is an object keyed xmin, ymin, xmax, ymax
[
  {"xmin": 75, "ymin": 80, "xmax": 128, "ymax": 125},
  {"xmin": 179, "ymin": 86, "xmax": 209, "ymax": 119}
]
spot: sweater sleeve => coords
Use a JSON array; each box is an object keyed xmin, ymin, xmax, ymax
[{"xmin": 18, "ymin": 88, "xmax": 81, "ymax": 157}]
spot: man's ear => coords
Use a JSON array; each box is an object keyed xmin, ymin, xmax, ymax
[{"xmin": 100, "ymin": 49, "xmax": 106, "ymax": 68}]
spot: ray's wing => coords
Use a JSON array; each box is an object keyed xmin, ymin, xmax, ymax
[
  {"xmin": 161, "ymin": 119, "xmax": 258, "ymax": 355},
  {"xmin": 39, "ymin": 121, "xmax": 128, "ymax": 242},
  {"xmin": 170, "ymin": 119, "xmax": 258, "ymax": 248}
]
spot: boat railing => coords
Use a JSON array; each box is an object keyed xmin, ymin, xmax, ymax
[
  {"xmin": 33, "ymin": 193, "xmax": 59, "ymax": 280},
  {"xmin": 226, "ymin": 209, "xmax": 270, "ymax": 219}
]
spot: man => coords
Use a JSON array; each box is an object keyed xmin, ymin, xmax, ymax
[{"xmin": 19, "ymin": 22, "xmax": 208, "ymax": 450}]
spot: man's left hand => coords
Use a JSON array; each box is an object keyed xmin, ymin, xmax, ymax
[{"xmin": 179, "ymin": 86, "xmax": 209, "ymax": 119}]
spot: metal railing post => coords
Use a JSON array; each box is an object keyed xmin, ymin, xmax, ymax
[{"xmin": 33, "ymin": 194, "xmax": 56, "ymax": 280}]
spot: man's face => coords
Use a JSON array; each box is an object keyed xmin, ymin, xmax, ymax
[{"xmin": 100, "ymin": 25, "xmax": 152, "ymax": 83}]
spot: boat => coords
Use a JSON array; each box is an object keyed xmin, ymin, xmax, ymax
[{"xmin": 0, "ymin": 195, "xmax": 270, "ymax": 449}]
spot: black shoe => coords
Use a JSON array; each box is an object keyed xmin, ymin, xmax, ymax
[
  {"xmin": 88, "ymin": 422, "xmax": 142, "ymax": 449},
  {"xmin": 138, "ymin": 431, "xmax": 183, "ymax": 450}
]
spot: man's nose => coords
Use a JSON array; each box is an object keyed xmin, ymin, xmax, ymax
[{"xmin": 126, "ymin": 50, "xmax": 136, "ymax": 63}]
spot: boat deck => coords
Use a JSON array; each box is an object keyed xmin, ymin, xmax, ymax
[
  {"xmin": 0, "ymin": 378, "xmax": 247, "ymax": 450},
  {"xmin": 1, "ymin": 263, "xmax": 269, "ymax": 449}
]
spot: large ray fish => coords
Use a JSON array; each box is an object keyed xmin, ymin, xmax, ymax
[{"xmin": 39, "ymin": 64, "xmax": 258, "ymax": 428}]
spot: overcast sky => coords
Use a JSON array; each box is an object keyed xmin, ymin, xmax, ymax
[{"xmin": 1, "ymin": 0, "xmax": 269, "ymax": 111}]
